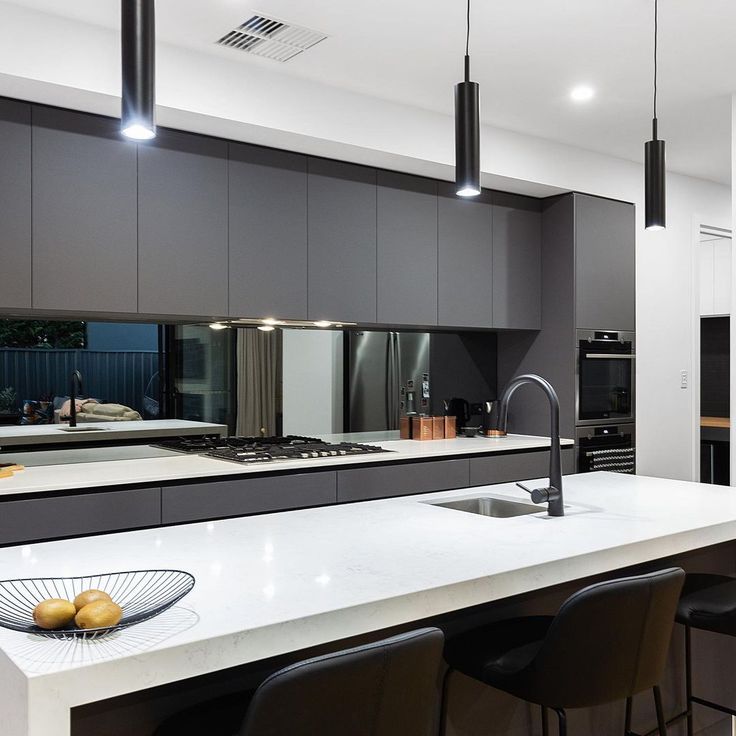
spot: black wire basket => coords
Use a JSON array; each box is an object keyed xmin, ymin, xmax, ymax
[{"xmin": 0, "ymin": 569, "xmax": 195, "ymax": 640}]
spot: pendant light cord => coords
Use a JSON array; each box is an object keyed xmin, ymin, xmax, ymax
[
  {"xmin": 464, "ymin": 0, "xmax": 471, "ymax": 81},
  {"xmin": 652, "ymin": 0, "xmax": 658, "ymax": 137}
]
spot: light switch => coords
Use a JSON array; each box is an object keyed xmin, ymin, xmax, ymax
[{"xmin": 680, "ymin": 370, "xmax": 688, "ymax": 389}]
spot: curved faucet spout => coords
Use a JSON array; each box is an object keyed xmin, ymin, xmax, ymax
[
  {"xmin": 495, "ymin": 374, "xmax": 564, "ymax": 517},
  {"xmin": 69, "ymin": 370, "xmax": 83, "ymax": 428}
]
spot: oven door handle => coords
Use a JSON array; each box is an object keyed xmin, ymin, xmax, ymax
[{"xmin": 583, "ymin": 354, "xmax": 635, "ymax": 359}]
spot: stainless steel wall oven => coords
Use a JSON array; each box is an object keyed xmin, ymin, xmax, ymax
[{"xmin": 576, "ymin": 329, "xmax": 635, "ymax": 426}]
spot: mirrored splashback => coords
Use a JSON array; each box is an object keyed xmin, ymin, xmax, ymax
[{"xmin": 168, "ymin": 326, "xmax": 498, "ymax": 437}]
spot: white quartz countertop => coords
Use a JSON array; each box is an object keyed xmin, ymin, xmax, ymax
[
  {"xmin": 0, "ymin": 419, "xmax": 227, "ymax": 448},
  {"xmin": 1, "ymin": 471, "xmax": 736, "ymax": 736},
  {"xmin": 0, "ymin": 434, "xmax": 573, "ymax": 497}
]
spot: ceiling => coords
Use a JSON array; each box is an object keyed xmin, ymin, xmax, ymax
[{"xmin": 5, "ymin": 0, "xmax": 734, "ymax": 185}]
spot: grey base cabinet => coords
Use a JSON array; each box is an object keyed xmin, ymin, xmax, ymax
[
  {"xmin": 0, "ymin": 487, "xmax": 161, "ymax": 546},
  {"xmin": 162, "ymin": 471, "xmax": 336, "ymax": 524},
  {"xmin": 469, "ymin": 447, "xmax": 575, "ymax": 486},
  {"xmin": 337, "ymin": 459, "xmax": 470, "ymax": 503},
  {"xmin": 0, "ymin": 100, "xmax": 31, "ymax": 310}
]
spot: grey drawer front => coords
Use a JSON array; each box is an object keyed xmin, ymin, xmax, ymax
[
  {"xmin": 162, "ymin": 472, "xmax": 336, "ymax": 524},
  {"xmin": 337, "ymin": 460, "xmax": 470, "ymax": 503},
  {"xmin": 469, "ymin": 449, "xmax": 575, "ymax": 487},
  {"xmin": 0, "ymin": 487, "xmax": 161, "ymax": 545}
]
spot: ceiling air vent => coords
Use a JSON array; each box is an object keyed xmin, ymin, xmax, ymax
[{"xmin": 216, "ymin": 14, "xmax": 327, "ymax": 62}]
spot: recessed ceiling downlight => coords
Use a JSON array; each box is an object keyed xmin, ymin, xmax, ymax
[{"xmin": 570, "ymin": 85, "xmax": 595, "ymax": 102}]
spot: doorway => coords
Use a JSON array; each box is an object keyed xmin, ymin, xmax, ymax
[{"xmin": 695, "ymin": 225, "xmax": 732, "ymax": 485}]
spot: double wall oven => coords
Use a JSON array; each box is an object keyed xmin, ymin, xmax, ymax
[{"xmin": 576, "ymin": 329, "xmax": 635, "ymax": 474}]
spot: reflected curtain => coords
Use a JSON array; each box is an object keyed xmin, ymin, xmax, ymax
[{"xmin": 236, "ymin": 328, "xmax": 281, "ymax": 436}]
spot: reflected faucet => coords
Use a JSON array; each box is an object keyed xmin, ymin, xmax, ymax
[
  {"xmin": 493, "ymin": 374, "xmax": 564, "ymax": 517},
  {"xmin": 69, "ymin": 370, "xmax": 83, "ymax": 428}
]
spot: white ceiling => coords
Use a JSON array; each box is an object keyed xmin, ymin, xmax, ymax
[{"xmin": 5, "ymin": 0, "xmax": 734, "ymax": 185}]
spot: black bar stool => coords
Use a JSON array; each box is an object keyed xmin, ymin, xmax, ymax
[
  {"xmin": 153, "ymin": 627, "xmax": 445, "ymax": 736},
  {"xmin": 443, "ymin": 568, "xmax": 685, "ymax": 736},
  {"xmin": 673, "ymin": 572, "xmax": 736, "ymax": 735}
]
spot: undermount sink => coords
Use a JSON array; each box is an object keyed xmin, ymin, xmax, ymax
[
  {"xmin": 426, "ymin": 495, "xmax": 541, "ymax": 518},
  {"xmin": 57, "ymin": 426, "xmax": 108, "ymax": 432}
]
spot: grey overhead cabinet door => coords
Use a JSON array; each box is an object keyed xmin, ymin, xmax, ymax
[
  {"xmin": 0, "ymin": 100, "xmax": 31, "ymax": 310},
  {"xmin": 307, "ymin": 158, "xmax": 377, "ymax": 324},
  {"xmin": 492, "ymin": 192, "xmax": 542, "ymax": 330},
  {"xmin": 138, "ymin": 130, "xmax": 228, "ymax": 317},
  {"xmin": 437, "ymin": 185, "xmax": 493, "ymax": 328},
  {"xmin": 575, "ymin": 194, "xmax": 636, "ymax": 330},
  {"xmin": 229, "ymin": 144, "xmax": 308, "ymax": 320},
  {"xmin": 32, "ymin": 107, "xmax": 138, "ymax": 313},
  {"xmin": 376, "ymin": 172, "xmax": 438, "ymax": 326}
]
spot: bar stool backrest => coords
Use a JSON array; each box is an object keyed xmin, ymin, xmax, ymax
[
  {"xmin": 530, "ymin": 567, "xmax": 685, "ymax": 708},
  {"xmin": 238, "ymin": 627, "xmax": 445, "ymax": 736}
]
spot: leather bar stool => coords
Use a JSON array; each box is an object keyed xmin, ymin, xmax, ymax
[
  {"xmin": 443, "ymin": 568, "xmax": 685, "ymax": 736},
  {"xmin": 153, "ymin": 627, "xmax": 445, "ymax": 736},
  {"xmin": 674, "ymin": 573, "xmax": 736, "ymax": 735}
]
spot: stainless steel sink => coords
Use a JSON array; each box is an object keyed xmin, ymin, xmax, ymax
[
  {"xmin": 426, "ymin": 495, "xmax": 541, "ymax": 518},
  {"xmin": 57, "ymin": 426, "xmax": 108, "ymax": 432}
]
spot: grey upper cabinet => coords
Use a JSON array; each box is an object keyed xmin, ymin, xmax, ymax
[
  {"xmin": 492, "ymin": 192, "xmax": 542, "ymax": 330},
  {"xmin": 32, "ymin": 107, "xmax": 138, "ymax": 313},
  {"xmin": 308, "ymin": 158, "xmax": 377, "ymax": 323},
  {"xmin": 437, "ymin": 184, "xmax": 493, "ymax": 328},
  {"xmin": 0, "ymin": 100, "xmax": 31, "ymax": 310},
  {"xmin": 229, "ymin": 144, "xmax": 308, "ymax": 320},
  {"xmin": 575, "ymin": 194, "xmax": 636, "ymax": 330},
  {"xmin": 376, "ymin": 172, "xmax": 438, "ymax": 325},
  {"xmin": 138, "ymin": 130, "xmax": 228, "ymax": 317}
]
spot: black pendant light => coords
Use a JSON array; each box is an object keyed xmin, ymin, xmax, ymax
[
  {"xmin": 121, "ymin": 0, "xmax": 156, "ymax": 140},
  {"xmin": 455, "ymin": 0, "xmax": 480, "ymax": 197},
  {"xmin": 645, "ymin": 0, "xmax": 665, "ymax": 229}
]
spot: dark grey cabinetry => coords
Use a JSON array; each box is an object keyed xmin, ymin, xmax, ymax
[
  {"xmin": 138, "ymin": 130, "xmax": 228, "ymax": 316},
  {"xmin": 0, "ymin": 100, "xmax": 31, "ymax": 310},
  {"xmin": 0, "ymin": 487, "xmax": 161, "ymax": 545},
  {"xmin": 437, "ymin": 185, "xmax": 493, "ymax": 328},
  {"xmin": 376, "ymin": 172, "xmax": 438, "ymax": 325},
  {"xmin": 492, "ymin": 193, "xmax": 541, "ymax": 330},
  {"xmin": 308, "ymin": 159, "xmax": 377, "ymax": 323},
  {"xmin": 337, "ymin": 459, "xmax": 469, "ymax": 502},
  {"xmin": 162, "ymin": 471, "xmax": 336, "ymax": 523},
  {"xmin": 575, "ymin": 194, "xmax": 636, "ymax": 330},
  {"xmin": 229, "ymin": 144, "xmax": 308, "ymax": 320},
  {"xmin": 32, "ymin": 107, "xmax": 138, "ymax": 313},
  {"xmin": 469, "ymin": 447, "xmax": 575, "ymax": 487}
]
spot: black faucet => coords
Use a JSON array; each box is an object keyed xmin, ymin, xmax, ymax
[
  {"xmin": 494, "ymin": 373, "xmax": 564, "ymax": 517},
  {"xmin": 69, "ymin": 370, "xmax": 83, "ymax": 428}
]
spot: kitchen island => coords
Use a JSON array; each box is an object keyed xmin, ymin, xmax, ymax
[
  {"xmin": 0, "ymin": 419, "xmax": 227, "ymax": 450},
  {"xmin": 1, "ymin": 471, "xmax": 736, "ymax": 736}
]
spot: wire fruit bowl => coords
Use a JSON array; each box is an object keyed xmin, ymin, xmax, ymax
[{"xmin": 0, "ymin": 569, "xmax": 195, "ymax": 639}]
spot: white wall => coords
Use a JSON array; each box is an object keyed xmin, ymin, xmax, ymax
[
  {"xmin": 282, "ymin": 330, "xmax": 343, "ymax": 437},
  {"xmin": 0, "ymin": 3, "xmax": 730, "ymax": 479}
]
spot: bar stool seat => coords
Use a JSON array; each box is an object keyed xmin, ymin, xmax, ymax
[
  {"xmin": 444, "ymin": 616, "xmax": 553, "ymax": 697},
  {"xmin": 444, "ymin": 569, "xmax": 685, "ymax": 736},
  {"xmin": 676, "ymin": 573, "xmax": 736, "ymax": 636},
  {"xmin": 154, "ymin": 627, "xmax": 445, "ymax": 736},
  {"xmin": 672, "ymin": 573, "xmax": 736, "ymax": 736}
]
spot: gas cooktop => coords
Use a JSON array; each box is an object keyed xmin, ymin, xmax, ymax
[{"xmin": 155, "ymin": 435, "xmax": 390, "ymax": 465}]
